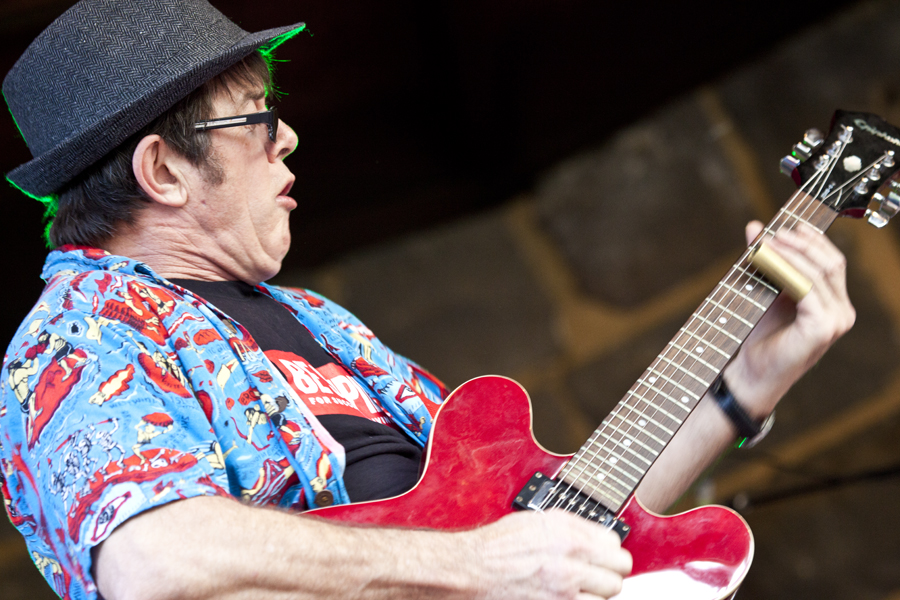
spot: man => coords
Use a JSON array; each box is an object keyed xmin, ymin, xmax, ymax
[{"xmin": 0, "ymin": 1, "xmax": 854, "ymax": 599}]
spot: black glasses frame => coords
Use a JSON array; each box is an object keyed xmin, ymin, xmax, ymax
[{"xmin": 193, "ymin": 107, "xmax": 279, "ymax": 142}]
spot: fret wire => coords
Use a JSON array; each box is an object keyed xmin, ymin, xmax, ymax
[
  {"xmin": 608, "ymin": 414, "xmax": 671, "ymax": 442},
  {"xmin": 691, "ymin": 313, "xmax": 742, "ymax": 344},
  {"xmin": 568, "ymin": 455, "xmax": 641, "ymax": 484},
  {"xmin": 654, "ymin": 352, "xmax": 715, "ymax": 387},
  {"xmin": 585, "ymin": 485, "xmax": 627, "ymax": 506},
  {"xmin": 620, "ymin": 403, "xmax": 681, "ymax": 435},
  {"xmin": 726, "ymin": 265, "xmax": 773, "ymax": 293},
  {"xmin": 777, "ymin": 205, "xmax": 810, "ymax": 226},
  {"xmin": 703, "ymin": 297, "xmax": 753, "ymax": 328},
  {"xmin": 669, "ymin": 329, "xmax": 732, "ymax": 361},
  {"xmin": 732, "ymin": 263, "xmax": 780, "ymax": 294},
  {"xmin": 583, "ymin": 468, "xmax": 640, "ymax": 495},
  {"xmin": 694, "ymin": 295, "xmax": 748, "ymax": 329},
  {"xmin": 626, "ymin": 385, "xmax": 689, "ymax": 420},
  {"xmin": 560, "ymin": 467, "xmax": 630, "ymax": 501},
  {"xmin": 605, "ymin": 391, "xmax": 681, "ymax": 434},
  {"xmin": 667, "ymin": 341, "xmax": 729, "ymax": 372},
  {"xmin": 567, "ymin": 468, "xmax": 632, "ymax": 500},
  {"xmin": 566, "ymin": 418, "xmax": 658, "ymax": 490},
  {"xmin": 595, "ymin": 418, "xmax": 665, "ymax": 455},
  {"xmin": 636, "ymin": 372, "xmax": 699, "ymax": 408},
  {"xmin": 628, "ymin": 382, "xmax": 693, "ymax": 414},
  {"xmin": 593, "ymin": 415, "xmax": 667, "ymax": 451},
  {"xmin": 608, "ymin": 397, "xmax": 679, "ymax": 432},
  {"xmin": 624, "ymin": 396, "xmax": 684, "ymax": 433},
  {"xmin": 590, "ymin": 430, "xmax": 656, "ymax": 465},
  {"xmin": 717, "ymin": 280, "xmax": 768, "ymax": 311},
  {"xmin": 577, "ymin": 440, "xmax": 654, "ymax": 471}
]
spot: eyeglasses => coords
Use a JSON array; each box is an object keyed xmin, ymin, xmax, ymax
[{"xmin": 193, "ymin": 107, "xmax": 279, "ymax": 142}]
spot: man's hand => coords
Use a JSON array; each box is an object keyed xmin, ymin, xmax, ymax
[
  {"xmin": 722, "ymin": 220, "xmax": 856, "ymax": 417},
  {"xmin": 469, "ymin": 510, "xmax": 632, "ymax": 600}
]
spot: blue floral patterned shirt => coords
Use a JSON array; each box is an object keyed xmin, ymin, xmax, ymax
[{"xmin": 0, "ymin": 246, "xmax": 447, "ymax": 600}]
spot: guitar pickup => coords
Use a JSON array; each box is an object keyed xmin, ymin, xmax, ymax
[{"xmin": 513, "ymin": 472, "xmax": 630, "ymax": 542}]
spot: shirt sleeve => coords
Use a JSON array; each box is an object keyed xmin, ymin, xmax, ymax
[{"xmin": 1, "ymin": 307, "xmax": 231, "ymax": 600}]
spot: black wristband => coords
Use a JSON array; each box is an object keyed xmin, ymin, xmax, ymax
[{"xmin": 711, "ymin": 376, "xmax": 774, "ymax": 447}]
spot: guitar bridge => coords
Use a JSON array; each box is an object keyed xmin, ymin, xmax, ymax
[{"xmin": 513, "ymin": 472, "xmax": 630, "ymax": 542}]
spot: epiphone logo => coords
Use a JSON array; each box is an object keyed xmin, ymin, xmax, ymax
[{"xmin": 854, "ymin": 118, "xmax": 900, "ymax": 147}]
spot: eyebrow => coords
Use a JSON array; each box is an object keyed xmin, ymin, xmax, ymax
[{"xmin": 239, "ymin": 88, "xmax": 267, "ymax": 107}]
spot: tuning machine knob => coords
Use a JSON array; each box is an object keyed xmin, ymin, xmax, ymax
[
  {"xmin": 780, "ymin": 128, "xmax": 825, "ymax": 176},
  {"xmin": 866, "ymin": 182, "xmax": 900, "ymax": 228},
  {"xmin": 793, "ymin": 128, "xmax": 824, "ymax": 160}
]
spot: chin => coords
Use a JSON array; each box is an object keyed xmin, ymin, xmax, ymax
[{"xmin": 258, "ymin": 261, "xmax": 283, "ymax": 283}]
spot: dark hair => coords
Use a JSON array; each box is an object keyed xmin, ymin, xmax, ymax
[{"xmin": 47, "ymin": 51, "xmax": 273, "ymax": 248}]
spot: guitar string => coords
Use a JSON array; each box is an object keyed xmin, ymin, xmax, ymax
[
  {"xmin": 541, "ymin": 138, "xmax": 884, "ymax": 517},
  {"xmin": 545, "ymin": 165, "xmax": 839, "ymax": 512},
  {"xmin": 592, "ymin": 142, "xmax": 883, "ymax": 506},
  {"xmin": 544, "ymin": 169, "xmax": 832, "ymax": 515},
  {"xmin": 544, "ymin": 174, "xmax": 822, "ymax": 511},
  {"xmin": 541, "ymin": 175, "xmax": 827, "ymax": 515}
]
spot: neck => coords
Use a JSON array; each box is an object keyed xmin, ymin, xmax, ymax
[{"xmin": 102, "ymin": 209, "xmax": 274, "ymax": 285}]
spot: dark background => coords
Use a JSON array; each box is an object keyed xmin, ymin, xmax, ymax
[{"xmin": 0, "ymin": 0, "xmax": 854, "ymax": 347}]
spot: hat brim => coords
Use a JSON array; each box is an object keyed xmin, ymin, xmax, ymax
[{"xmin": 7, "ymin": 22, "xmax": 305, "ymax": 198}]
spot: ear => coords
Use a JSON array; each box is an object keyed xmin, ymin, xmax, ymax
[{"xmin": 132, "ymin": 134, "xmax": 191, "ymax": 208}]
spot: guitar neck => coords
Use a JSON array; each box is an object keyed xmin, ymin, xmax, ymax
[{"xmin": 559, "ymin": 192, "xmax": 839, "ymax": 513}]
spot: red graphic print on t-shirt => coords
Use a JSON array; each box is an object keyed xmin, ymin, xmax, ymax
[{"xmin": 266, "ymin": 350, "xmax": 392, "ymax": 425}]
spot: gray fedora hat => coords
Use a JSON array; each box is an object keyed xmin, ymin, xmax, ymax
[{"xmin": 3, "ymin": 0, "xmax": 304, "ymax": 198}]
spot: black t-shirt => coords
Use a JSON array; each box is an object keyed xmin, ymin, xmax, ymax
[{"xmin": 171, "ymin": 279, "xmax": 422, "ymax": 502}]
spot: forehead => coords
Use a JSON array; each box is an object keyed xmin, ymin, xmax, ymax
[{"xmin": 211, "ymin": 83, "xmax": 267, "ymax": 116}]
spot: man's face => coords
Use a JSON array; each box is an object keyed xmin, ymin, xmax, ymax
[{"xmin": 185, "ymin": 84, "xmax": 298, "ymax": 283}]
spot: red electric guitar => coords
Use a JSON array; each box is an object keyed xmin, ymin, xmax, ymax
[{"xmin": 313, "ymin": 111, "xmax": 900, "ymax": 599}]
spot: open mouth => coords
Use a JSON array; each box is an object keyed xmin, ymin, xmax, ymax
[{"xmin": 279, "ymin": 179, "xmax": 294, "ymax": 197}]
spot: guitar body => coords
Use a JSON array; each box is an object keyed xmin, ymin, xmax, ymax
[{"xmin": 313, "ymin": 376, "xmax": 752, "ymax": 600}]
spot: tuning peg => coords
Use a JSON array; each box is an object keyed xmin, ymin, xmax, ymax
[
  {"xmin": 792, "ymin": 129, "xmax": 824, "ymax": 160},
  {"xmin": 792, "ymin": 142, "xmax": 813, "ymax": 160},
  {"xmin": 826, "ymin": 140, "xmax": 844, "ymax": 156},
  {"xmin": 839, "ymin": 124, "xmax": 854, "ymax": 143},
  {"xmin": 780, "ymin": 128, "xmax": 826, "ymax": 177},
  {"xmin": 866, "ymin": 184, "xmax": 900, "ymax": 228},
  {"xmin": 780, "ymin": 154, "xmax": 801, "ymax": 176},
  {"xmin": 803, "ymin": 128, "xmax": 824, "ymax": 148},
  {"xmin": 883, "ymin": 150, "xmax": 895, "ymax": 168}
]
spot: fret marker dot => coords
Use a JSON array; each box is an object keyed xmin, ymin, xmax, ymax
[
  {"xmin": 609, "ymin": 457, "xmax": 618, "ymax": 465},
  {"xmin": 719, "ymin": 317, "xmax": 727, "ymax": 324},
  {"xmin": 745, "ymin": 284, "xmax": 754, "ymax": 291},
  {"xmin": 695, "ymin": 346, "xmax": 704, "ymax": 354},
  {"xmin": 638, "ymin": 419, "xmax": 648, "ymax": 427},
  {"xmin": 623, "ymin": 439, "xmax": 632, "ymax": 447},
  {"xmin": 681, "ymin": 396, "xmax": 689, "ymax": 403},
  {"xmin": 648, "ymin": 376, "xmax": 657, "ymax": 384},
  {"xmin": 595, "ymin": 473, "xmax": 605, "ymax": 481}
]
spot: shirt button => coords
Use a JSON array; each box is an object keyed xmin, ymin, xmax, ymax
[{"xmin": 314, "ymin": 490, "xmax": 334, "ymax": 507}]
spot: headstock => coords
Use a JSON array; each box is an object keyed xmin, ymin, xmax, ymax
[{"xmin": 780, "ymin": 110, "xmax": 900, "ymax": 227}]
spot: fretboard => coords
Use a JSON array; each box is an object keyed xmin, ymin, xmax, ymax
[{"xmin": 558, "ymin": 192, "xmax": 838, "ymax": 514}]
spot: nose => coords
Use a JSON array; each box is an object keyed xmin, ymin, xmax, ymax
[{"xmin": 269, "ymin": 119, "xmax": 298, "ymax": 162}]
